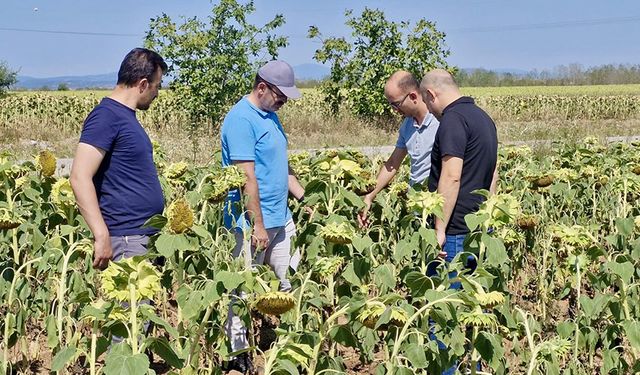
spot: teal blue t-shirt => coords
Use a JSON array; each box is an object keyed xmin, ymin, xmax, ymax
[{"xmin": 221, "ymin": 97, "xmax": 292, "ymax": 230}]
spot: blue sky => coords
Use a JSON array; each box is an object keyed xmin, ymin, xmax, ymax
[{"xmin": 2, "ymin": 0, "xmax": 639, "ymax": 77}]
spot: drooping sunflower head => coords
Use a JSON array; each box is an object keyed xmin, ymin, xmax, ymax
[
  {"xmin": 516, "ymin": 215, "xmax": 538, "ymax": 230},
  {"xmin": 319, "ymin": 222, "xmax": 356, "ymax": 245},
  {"xmin": 255, "ymin": 291, "xmax": 296, "ymax": 315},
  {"xmin": 35, "ymin": 150, "xmax": 56, "ymax": 177},
  {"xmin": 357, "ymin": 301, "xmax": 408, "ymax": 330},
  {"xmin": 164, "ymin": 161, "xmax": 189, "ymax": 180},
  {"xmin": 166, "ymin": 197, "xmax": 194, "ymax": 234},
  {"xmin": 100, "ymin": 256, "xmax": 161, "ymax": 302},
  {"xmin": 313, "ymin": 256, "xmax": 344, "ymax": 281},
  {"xmin": 459, "ymin": 310, "xmax": 499, "ymax": 329},
  {"xmin": 51, "ymin": 178, "xmax": 76, "ymax": 210},
  {"xmin": 0, "ymin": 207, "xmax": 23, "ymax": 230},
  {"xmin": 406, "ymin": 189, "xmax": 445, "ymax": 216},
  {"xmin": 389, "ymin": 181, "xmax": 409, "ymax": 197},
  {"xmin": 477, "ymin": 192, "xmax": 521, "ymax": 228},
  {"xmin": 475, "ymin": 291, "xmax": 506, "ymax": 309},
  {"xmin": 222, "ymin": 165, "xmax": 247, "ymax": 190}
]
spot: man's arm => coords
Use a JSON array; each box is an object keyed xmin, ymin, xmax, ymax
[
  {"xmin": 435, "ymin": 155, "xmax": 463, "ymax": 250},
  {"xmin": 69, "ymin": 143, "xmax": 111, "ymax": 269},
  {"xmin": 358, "ymin": 147, "xmax": 407, "ymax": 228},
  {"xmin": 233, "ymin": 160, "xmax": 269, "ymax": 249},
  {"xmin": 489, "ymin": 165, "xmax": 498, "ymax": 195},
  {"xmin": 288, "ymin": 166, "xmax": 305, "ymax": 200}
]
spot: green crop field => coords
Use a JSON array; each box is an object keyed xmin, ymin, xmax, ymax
[{"xmin": 2, "ymin": 139, "xmax": 640, "ymax": 373}]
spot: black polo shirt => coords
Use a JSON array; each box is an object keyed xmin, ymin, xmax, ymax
[{"xmin": 428, "ymin": 96, "xmax": 498, "ymax": 235}]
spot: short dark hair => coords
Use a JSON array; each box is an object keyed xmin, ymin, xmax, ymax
[
  {"xmin": 397, "ymin": 73, "xmax": 420, "ymax": 93},
  {"xmin": 253, "ymin": 74, "xmax": 268, "ymax": 90},
  {"xmin": 117, "ymin": 48, "xmax": 167, "ymax": 87}
]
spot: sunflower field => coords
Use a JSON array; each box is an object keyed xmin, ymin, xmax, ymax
[{"xmin": 1, "ymin": 137, "xmax": 640, "ymax": 374}]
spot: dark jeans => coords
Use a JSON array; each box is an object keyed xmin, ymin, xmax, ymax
[{"xmin": 427, "ymin": 234, "xmax": 478, "ymax": 375}]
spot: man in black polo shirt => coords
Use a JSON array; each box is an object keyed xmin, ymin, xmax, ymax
[
  {"xmin": 420, "ymin": 69, "xmax": 498, "ymax": 272},
  {"xmin": 420, "ymin": 69, "xmax": 498, "ymax": 375}
]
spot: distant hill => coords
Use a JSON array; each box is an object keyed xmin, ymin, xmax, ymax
[
  {"xmin": 16, "ymin": 73, "xmax": 117, "ymax": 90},
  {"xmin": 15, "ymin": 65, "xmax": 529, "ymax": 90}
]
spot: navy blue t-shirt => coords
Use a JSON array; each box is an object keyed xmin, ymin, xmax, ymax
[
  {"xmin": 428, "ymin": 97, "xmax": 498, "ymax": 235},
  {"xmin": 79, "ymin": 98, "xmax": 164, "ymax": 236}
]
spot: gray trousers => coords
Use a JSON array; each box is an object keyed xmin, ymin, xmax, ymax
[
  {"xmin": 226, "ymin": 219, "xmax": 299, "ymax": 352},
  {"xmin": 110, "ymin": 235, "xmax": 150, "ymax": 344},
  {"xmin": 111, "ymin": 234, "xmax": 149, "ymax": 260}
]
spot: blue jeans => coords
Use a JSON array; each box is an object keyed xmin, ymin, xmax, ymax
[
  {"xmin": 427, "ymin": 234, "xmax": 476, "ymax": 289},
  {"xmin": 427, "ymin": 234, "xmax": 478, "ymax": 375}
]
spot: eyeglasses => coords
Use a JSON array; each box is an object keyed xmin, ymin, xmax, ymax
[
  {"xmin": 264, "ymin": 81, "xmax": 287, "ymax": 101},
  {"xmin": 389, "ymin": 93, "xmax": 410, "ymax": 109}
]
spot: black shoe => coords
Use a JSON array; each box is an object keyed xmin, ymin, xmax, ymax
[{"xmin": 223, "ymin": 353, "xmax": 254, "ymax": 374}]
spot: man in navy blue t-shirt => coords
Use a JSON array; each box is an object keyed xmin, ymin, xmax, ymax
[{"xmin": 70, "ymin": 48, "xmax": 167, "ymax": 270}]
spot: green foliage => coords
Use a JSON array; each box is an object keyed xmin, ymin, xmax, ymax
[
  {"xmin": 308, "ymin": 8, "xmax": 451, "ymax": 119},
  {"xmin": 0, "ymin": 61, "xmax": 18, "ymax": 97},
  {"xmin": 144, "ymin": 0, "xmax": 288, "ymax": 130}
]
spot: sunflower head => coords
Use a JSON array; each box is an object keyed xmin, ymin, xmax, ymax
[
  {"xmin": 459, "ymin": 310, "xmax": 498, "ymax": 328},
  {"xmin": 166, "ymin": 198, "xmax": 194, "ymax": 234},
  {"xmin": 406, "ymin": 189, "xmax": 445, "ymax": 216},
  {"xmin": 164, "ymin": 161, "xmax": 189, "ymax": 180},
  {"xmin": 254, "ymin": 291, "xmax": 296, "ymax": 315},
  {"xmin": 313, "ymin": 256, "xmax": 344, "ymax": 281},
  {"xmin": 100, "ymin": 256, "xmax": 161, "ymax": 302},
  {"xmin": 475, "ymin": 291, "xmax": 506, "ymax": 309},
  {"xmin": 35, "ymin": 150, "xmax": 56, "ymax": 177},
  {"xmin": 51, "ymin": 178, "xmax": 76, "ymax": 211},
  {"xmin": 319, "ymin": 222, "xmax": 355, "ymax": 245},
  {"xmin": 357, "ymin": 301, "xmax": 408, "ymax": 330},
  {"xmin": 0, "ymin": 207, "xmax": 23, "ymax": 230}
]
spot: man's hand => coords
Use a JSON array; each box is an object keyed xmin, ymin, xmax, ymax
[
  {"xmin": 436, "ymin": 230, "xmax": 447, "ymax": 259},
  {"xmin": 303, "ymin": 205, "xmax": 315, "ymax": 217},
  {"xmin": 93, "ymin": 236, "xmax": 113, "ymax": 270},
  {"xmin": 357, "ymin": 194, "xmax": 373, "ymax": 229},
  {"xmin": 252, "ymin": 224, "xmax": 269, "ymax": 250}
]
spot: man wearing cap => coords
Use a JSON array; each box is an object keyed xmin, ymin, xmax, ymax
[{"xmin": 220, "ymin": 60, "xmax": 304, "ymax": 373}]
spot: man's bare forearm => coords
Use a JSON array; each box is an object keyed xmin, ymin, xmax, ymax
[
  {"xmin": 367, "ymin": 147, "xmax": 407, "ymax": 200},
  {"xmin": 243, "ymin": 174, "xmax": 265, "ymax": 228},
  {"xmin": 288, "ymin": 166, "xmax": 305, "ymax": 200},
  {"xmin": 70, "ymin": 176, "xmax": 109, "ymax": 240},
  {"xmin": 435, "ymin": 156, "xmax": 463, "ymax": 236},
  {"xmin": 435, "ymin": 176, "xmax": 460, "ymax": 235},
  {"xmin": 489, "ymin": 166, "xmax": 498, "ymax": 195}
]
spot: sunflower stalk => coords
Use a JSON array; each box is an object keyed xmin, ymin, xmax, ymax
[
  {"xmin": 390, "ymin": 294, "xmax": 464, "ymax": 368},
  {"xmin": 129, "ymin": 283, "xmax": 139, "ymax": 354},
  {"xmin": 308, "ymin": 304, "xmax": 351, "ymax": 374},
  {"xmin": 1, "ymin": 257, "xmax": 42, "ymax": 375}
]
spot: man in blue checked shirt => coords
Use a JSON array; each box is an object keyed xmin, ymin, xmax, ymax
[{"xmin": 358, "ymin": 70, "xmax": 440, "ymax": 228}]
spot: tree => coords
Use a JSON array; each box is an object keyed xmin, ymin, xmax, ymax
[
  {"xmin": 0, "ymin": 61, "xmax": 17, "ymax": 97},
  {"xmin": 144, "ymin": 0, "xmax": 287, "ymax": 132},
  {"xmin": 57, "ymin": 82, "xmax": 70, "ymax": 91},
  {"xmin": 308, "ymin": 8, "xmax": 452, "ymax": 120}
]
